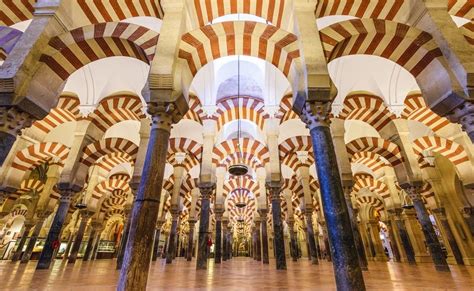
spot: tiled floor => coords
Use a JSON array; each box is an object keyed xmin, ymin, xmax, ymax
[{"xmin": 1, "ymin": 257, "xmax": 473, "ymax": 290}]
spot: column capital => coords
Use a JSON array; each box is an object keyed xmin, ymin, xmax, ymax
[
  {"xmin": 170, "ymin": 204, "xmax": 180, "ymax": 217},
  {"xmin": 258, "ymin": 209, "xmax": 268, "ymax": 218},
  {"xmin": 299, "ymin": 101, "xmax": 331, "ymax": 130},
  {"xmin": 432, "ymin": 207, "xmax": 447, "ymax": 219},
  {"xmin": 147, "ymin": 101, "xmax": 182, "ymax": 132},
  {"xmin": 447, "ymin": 100, "xmax": 474, "ymax": 138},
  {"xmin": 198, "ymin": 182, "xmax": 215, "ymax": 199},
  {"xmin": 266, "ymin": 181, "xmax": 282, "ymax": 201},
  {"xmin": 0, "ymin": 106, "xmax": 34, "ymax": 137},
  {"xmin": 402, "ymin": 184, "xmax": 423, "ymax": 202}
]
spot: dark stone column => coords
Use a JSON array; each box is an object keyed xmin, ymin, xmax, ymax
[
  {"xmin": 227, "ymin": 225, "xmax": 233, "ymax": 260},
  {"xmin": 37, "ymin": 190, "xmax": 75, "ymax": 269},
  {"xmin": 301, "ymin": 101, "xmax": 365, "ymax": 290},
  {"xmin": 196, "ymin": 183, "xmax": 214, "ymax": 270},
  {"xmin": 288, "ymin": 220, "xmax": 298, "ymax": 262},
  {"xmin": 267, "ymin": 182, "xmax": 286, "ymax": 270},
  {"xmin": 255, "ymin": 220, "xmax": 262, "ymax": 261},
  {"xmin": 459, "ymin": 206, "xmax": 474, "ymax": 236},
  {"xmin": 214, "ymin": 211, "xmax": 223, "ymax": 264},
  {"xmin": 84, "ymin": 222, "xmax": 101, "ymax": 262},
  {"xmin": 343, "ymin": 189, "xmax": 368, "ymax": 270},
  {"xmin": 0, "ymin": 107, "xmax": 33, "ymax": 166},
  {"xmin": 392, "ymin": 209, "xmax": 416, "ymax": 264},
  {"xmin": 68, "ymin": 211, "xmax": 90, "ymax": 264},
  {"xmin": 385, "ymin": 220, "xmax": 401, "ymax": 263},
  {"xmin": 433, "ymin": 208, "xmax": 464, "ymax": 265},
  {"xmin": 258, "ymin": 210, "xmax": 269, "ymax": 264},
  {"xmin": 405, "ymin": 185, "xmax": 450, "ymax": 272},
  {"xmin": 116, "ymin": 205, "xmax": 133, "ymax": 267},
  {"xmin": 320, "ymin": 222, "xmax": 332, "ymax": 262},
  {"xmin": 305, "ymin": 209, "xmax": 319, "ymax": 265},
  {"xmin": 187, "ymin": 220, "xmax": 196, "ymax": 261},
  {"xmin": 166, "ymin": 209, "xmax": 179, "ymax": 264},
  {"xmin": 162, "ymin": 235, "xmax": 169, "ymax": 259},
  {"xmin": 118, "ymin": 102, "xmax": 181, "ymax": 291},
  {"xmin": 21, "ymin": 218, "xmax": 46, "ymax": 263},
  {"xmin": 12, "ymin": 222, "xmax": 34, "ymax": 261},
  {"xmin": 152, "ymin": 220, "xmax": 164, "ymax": 261},
  {"xmin": 62, "ymin": 233, "xmax": 74, "ymax": 261}
]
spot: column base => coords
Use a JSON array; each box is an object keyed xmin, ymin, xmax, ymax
[{"xmin": 415, "ymin": 255, "xmax": 432, "ymax": 263}]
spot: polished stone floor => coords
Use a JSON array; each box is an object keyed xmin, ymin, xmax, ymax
[{"xmin": 1, "ymin": 257, "xmax": 473, "ymax": 290}]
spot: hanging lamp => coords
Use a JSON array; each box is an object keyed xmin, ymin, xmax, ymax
[{"xmin": 228, "ymin": 55, "xmax": 249, "ymax": 176}]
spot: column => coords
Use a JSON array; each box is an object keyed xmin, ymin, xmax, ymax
[
  {"xmin": 21, "ymin": 216, "xmax": 47, "ymax": 263},
  {"xmin": 405, "ymin": 186, "xmax": 450, "ymax": 271},
  {"xmin": 0, "ymin": 107, "xmax": 33, "ymax": 166},
  {"xmin": 384, "ymin": 220, "xmax": 401, "ymax": 263},
  {"xmin": 68, "ymin": 210, "xmax": 91, "ymax": 264},
  {"xmin": 300, "ymin": 101, "xmax": 365, "ymax": 290},
  {"xmin": 227, "ymin": 225, "xmax": 233, "ymax": 260},
  {"xmin": 152, "ymin": 220, "xmax": 164, "ymax": 261},
  {"xmin": 62, "ymin": 233, "xmax": 74, "ymax": 261},
  {"xmin": 166, "ymin": 208, "xmax": 179, "ymax": 264},
  {"xmin": 320, "ymin": 221, "xmax": 332, "ymax": 261},
  {"xmin": 343, "ymin": 189, "xmax": 368, "ymax": 270},
  {"xmin": 84, "ymin": 221, "xmax": 101, "ymax": 262},
  {"xmin": 187, "ymin": 220, "xmax": 196, "ymax": 261},
  {"xmin": 214, "ymin": 210, "xmax": 223, "ymax": 264},
  {"xmin": 367, "ymin": 220, "xmax": 387, "ymax": 261},
  {"xmin": 258, "ymin": 210, "xmax": 270, "ymax": 264},
  {"xmin": 37, "ymin": 189, "xmax": 75, "ymax": 269},
  {"xmin": 433, "ymin": 208, "xmax": 464, "ymax": 265},
  {"xmin": 267, "ymin": 182, "xmax": 286, "ymax": 270},
  {"xmin": 118, "ymin": 102, "xmax": 180, "ymax": 291},
  {"xmin": 305, "ymin": 210, "xmax": 319, "ymax": 265},
  {"xmin": 12, "ymin": 221, "xmax": 34, "ymax": 261},
  {"xmin": 448, "ymin": 100, "xmax": 474, "ymax": 142},
  {"xmin": 392, "ymin": 209, "xmax": 416, "ymax": 264},
  {"xmin": 196, "ymin": 183, "xmax": 214, "ymax": 270},
  {"xmin": 288, "ymin": 219, "xmax": 298, "ymax": 262},
  {"xmin": 255, "ymin": 220, "xmax": 262, "ymax": 261}
]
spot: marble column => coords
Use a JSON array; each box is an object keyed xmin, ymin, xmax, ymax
[
  {"xmin": 385, "ymin": 220, "xmax": 401, "ymax": 263},
  {"xmin": 215, "ymin": 211, "xmax": 223, "ymax": 264},
  {"xmin": 21, "ymin": 217, "xmax": 46, "ymax": 263},
  {"xmin": 187, "ymin": 220, "xmax": 196, "ymax": 261},
  {"xmin": 152, "ymin": 220, "xmax": 164, "ymax": 261},
  {"xmin": 343, "ymin": 190, "xmax": 368, "ymax": 270},
  {"xmin": 116, "ymin": 205, "xmax": 133, "ymax": 267},
  {"xmin": 227, "ymin": 225, "xmax": 233, "ymax": 260},
  {"xmin": 84, "ymin": 222, "xmax": 101, "ymax": 262},
  {"xmin": 12, "ymin": 221, "xmax": 34, "ymax": 261},
  {"xmin": 255, "ymin": 220, "xmax": 262, "ymax": 261},
  {"xmin": 166, "ymin": 209, "xmax": 179, "ymax": 264},
  {"xmin": 305, "ymin": 209, "xmax": 319, "ymax": 265},
  {"xmin": 392, "ymin": 209, "xmax": 416, "ymax": 264},
  {"xmin": 68, "ymin": 211, "xmax": 90, "ymax": 264},
  {"xmin": 118, "ymin": 102, "xmax": 180, "ymax": 291},
  {"xmin": 320, "ymin": 222, "xmax": 332, "ymax": 262},
  {"xmin": 433, "ymin": 208, "xmax": 464, "ymax": 265},
  {"xmin": 196, "ymin": 183, "xmax": 214, "ymax": 270},
  {"xmin": 405, "ymin": 186, "xmax": 450, "ymax": 271},
  {"xmin": 367, "ymin": 220, "xmax": 387, "ymax": 261},
  {"xmin": 37, "ymin": 190, "xmax": 75, "ymax": 269},
  {"xmin": 267, "ymin": 182, "xmax": 286, "ymax": 270},
  {"xmin": 258, "ymin": 210, "xmax": 269, "ymax": 264},
  {"xmin": 62, "ymin": 233, "xmax": 74, "ymax": 261},
  {"xmin": 300, "ymin": 101, "xmax": 365, "ymax": 290},
  {"xmin": 288, "ymin": 219, "xmax": 298, "ymax": 262},
  {"xmin": 0, "ymin": 107, "xmax": 33, "ymax": 166}
]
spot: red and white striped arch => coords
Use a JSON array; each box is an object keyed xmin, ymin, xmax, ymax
[
  {"xmin": 183, "ymin": 95, "xmax": 206, "ymax": 124},
  {"xmin": 7, "ymin": 179, "xmax": 44, "ymax": 202},
  {"xmin": 213, "ymin": 138, "xmax": 269, "ymax": 166},
  {"xmin": 319, "ymin": 19, "xmax": 445, "ymax": 78},
  {"xmin": 0, "ymin": 0, "xmax": 35, "ymax": 26},
  {"xmin": 281, "ymin": 153, "xmax": 315, "ymax": 173},
  {"xmin": 353, "ymin": 174, "xmax": 390, "ymax": 199},
  {"xmin": 188, "ymin": 0, "xmax": 291, "ymax": 28},
  {"xmin": 32, "ymin": 93, "xmax": 81, "ymax": 134},
  {"xmin": 11, "ymin": 142, "xmax": 69, "ymax": 173},
  {"xmin": 179, "ymin": 176, "xmax": 199, "ymax": 200},
  {"xmin": 105, "ymin": 208, "xmax": 125, "ymax": 221},
  {"xmin": 346, "ymin": 137, "xmax": 403, "ymax": 166},
  {"xmin": 222, "ymin": 152, "xmax": 264, "ymax": 172},
  {"xmin": 168, "ymin": 137, "xmax": 202, "ymax": 159},
  {"xmin": 315, "ymin": 0, "xmax": 408, "ymax": 22},
  {"xmin": 80, "ymin": 138, "xmax": 138, "ymax": 168},
  {"xmin": 91, "ymin": 173, "xmax": 130, "ymax": 202},
  {"xmin": 351, "ymin": 151, "xmax": 389, "ymax": 175},
  {"xmin": 95, "ymin": 152, "xmax": 135, "ymax": 173},
  {"xmin": 279, "ymin": 135, "xmax": 312, "ymax": 158},
  {"xmin": 277, "ymin": 95, "xmax": 299, "ymax": 123},
  {"xmin": 215, "ymin": 96, "xmax": 269, "ymax": 131},
  {"xmin": 77, "ymin": 0, "xmax": 164, "ymax": 24},
  {"xmin": 401, "ymin": 93, "xmax": 450, "ymax": 133},
  {"xmin": 412, "ymin": 136, "xmax": 471, "ymax": 179},
  {"xmin": 223, "ymin": 176, "xmax": 259, "ymax": 197},
  {"xmin": 356, "ymin": 195, "xmax": 385, "ymax": 212},
  {"xmin": 162, "ymin": 177, "xmax": 174, "ymax": 194},
  {"xmin": 88, "ymin": 93, "xmax": 145, "ymax": 133},
  {"xmin": 40, "ymin": 22, "xmax": 159, "ymax": 80},
  {"xmin": 178, "ymin": 21, "xmax": 301, "ymax": 79},
  {"xmin": 448, "ymin": 0, "xmax": 472, "ymax": 19},
  {"xmin": 339, "ymin": 93, "xmax": 394, "ymax": 131}
]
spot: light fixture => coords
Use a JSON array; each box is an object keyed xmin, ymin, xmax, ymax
[
  {"xmin": 229, "ymin": 55, "xmax": 249, "ymax": 176},
  {"xmin": 75, "ymin": 188, "xmax": 87, "ymax": 210},
  {"xmin": 235, "ymin": 201, "xmax": 246, "ymax": 208}
]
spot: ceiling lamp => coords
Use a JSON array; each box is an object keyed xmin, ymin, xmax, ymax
[
  {"xmin": 235, "ymin": 201, "xmax": 247, "ymax": 208},
  {"xmin": 75, "ymin": 189, "xmax": 87, "ymax": 210},
  {"xmin": 229, "ymin": 55, "xmax": 248, "ymax": 177}
]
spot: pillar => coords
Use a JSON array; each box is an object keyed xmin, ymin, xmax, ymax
[
  {"xmin": 12, "ymin": 221, "xmax": 34, "ymax": 261},
  {"xmin": 68, "ymin": 210, "xmax": 90, "ymax": 264},
  {"xmin": 406, "ymin": 185, "xmax": 450, "ymax": 272},
  {"xmin": 152, "ymin": 220, "xmax": 164, "ymax": 261},
  {"xmin": 367, "ymin": 220, "xmax": 387, "ymax": 261},
  {"xmin": 21, "ymin": 216, "xmax": 47, "ymax": 263},
  {"xmin": 384, "ymin": 220, "xmax": 401, "ymax": 263},
  {"xmin": 0, "ymin": 107, "xmax": 33, "ymax": 166},
  {"xmin": 187, "ymin": 220, "xmax": 196, "ymax": 261},
  {"xmin": 267, "ymin": 182, "xmax": 286, "ymax": 270},
  {"xmin": 37, "ymin": 190, "xmax": 75, "ymax": 269},
  {"xmin": 300, "ymin": 101, "xmax": 365, "ymax": 290},
  {"xmin": 433, "ymin": 208, "xmax": 464, "ymax": 265},
  {"xmin": 196, "ymin": 183, "xmax": 214, "ymax": 270},
  {"xmin": 288, "ymin": 219, "xmax": 298, "ymax": 262},
  {"xmin": 166, "ymin": 209, "xmax": 179, "ymax": 264},
  {"xmin": 84, "ymin": 222, "xmax": 101, "ymax": 262},
  {"xmin": 305, "ymin": 209, "xmax": 319, "ymax": 265},
  {"xmin": 255, "ymin": 220, "xmax": 262, "ymax": 261},
  {"xmin": 343, "ymin": 189, "xmax": 368, "ymax": 270},
  {"xmin": 118, "ymin": 102, "xmax": 180, "ymax": 291},
  {"xmin": 214, "ymin": 211, "xmax": 223, "ymax": 264},
  {"xmin": 320, "ymin": 221, "xmax": 332, "ymax": 261},
  {"xmin": 392, "ymin": 209, "xmax": 416, "ymax": 264},
  {"xmin": 448, "ymin": 100, "xmax": 474, "ymax": 142},
  {"xmin": 258, "ymin": 210, "xmax": 270, "ymax": 264}
]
